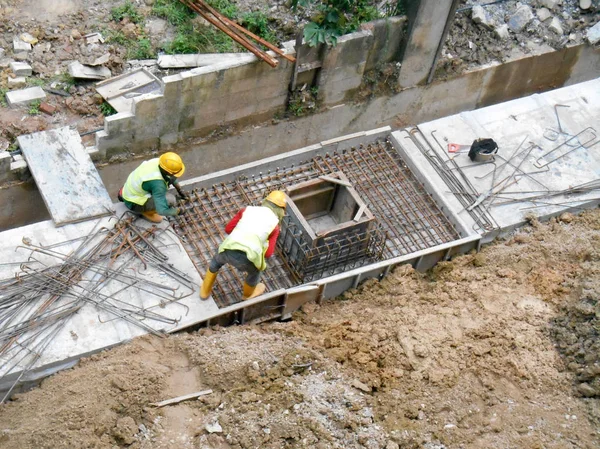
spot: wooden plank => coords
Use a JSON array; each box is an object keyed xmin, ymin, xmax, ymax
[
  {"xmin": 318, "ymin": 175, "xmax": 353, "ymax": 188},
  {"xmin": 151, "ymin": 389, "xmax": 213, "ymax": 407},
  {"xmin": 354, "ymin": 203, "xmax": 367, "ymax": 221},
  {"xmin": 17, "ymin": 127, "xmax": 114, "ymax": 226}
]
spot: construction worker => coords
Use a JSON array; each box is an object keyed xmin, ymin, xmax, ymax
[
  {"xmin": 200, "ymin": 191, "xmax": 286, "ymax": 300},
  {"xmin": 118, "ymin": 152, "xmax": 188, "ymax": 223}
]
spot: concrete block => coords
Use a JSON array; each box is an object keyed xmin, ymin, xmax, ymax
[
  {"xmin": 132, "ymin": 93, "xmax": 162, "ymax": 120},
  {"xmin": 95, "ymin": 130, "xmax": 134, "ymax": 156},
  {"xmin": 9, "ymin": 61, "xmax": 32, "ymax": 76},
  {"xmin": 68, "ymin": 61, "xmax": 111, "ymax": 80},
  {"xmin": 365, "ymin": 16, "xmax": 407, "ymax": 71},
  {"xmin": 158, "ymin": 53, "xmax": 256, "ymax": 69},
  {"xmin": 6, "ymin": 86, "xmax": 46, "ymax": 107},
  {"xmin": 10, "ymin": 158, "xmax": 27, "ymax": 172},
  {"xmin": 86, "ymin": 146, "xmax": 105, "ymax": 162},
  {"xmin": 13, "ymin": 37, "xmax": 31, "ymax": 52},
  {"xmin": 180, "ymin": 69, "xmax": 220, "ymax": 92},
  {"xmin": 7, "ymin": 76, "xmax": 26, "ymax": 89},
  {"xmin": 0, "ymin": 151, "xmax": 11, "ymax": 174},
  {"xmin": 104, "ymin": 112, "xmax": 135, "ymax": 135}
]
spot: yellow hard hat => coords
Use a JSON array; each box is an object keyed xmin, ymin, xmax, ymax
[
  {"xmin": 265, "ymin": 190, "xmax": 286, "ymax": 208},
  {"xmin": 159, "ymin": 152, "xmax": 185, "ymax": 177}
]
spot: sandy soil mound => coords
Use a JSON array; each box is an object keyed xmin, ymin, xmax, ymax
[{"xmin": 0, "ymin": 209, "xmax": 599, "ymax": 448}]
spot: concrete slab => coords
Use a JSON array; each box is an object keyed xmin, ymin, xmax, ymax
[
  {"xmin": 7, "ymin": 76, "xmax": 26, "ymax": 89},
  {"xmin": 413, "ymin": 78, "xmax": 600, "ymax": 238},
  {"xmin": 17, "ymin": 127, "xmax": 114, "ymax": 226},
  {"xmin": 0, "ymin": 203, "xmax": 219, "ymax": 396},
  {"xmin": 67, "ymin": 61, "xmax": 111, "ymax": 80},
  {"xmin": 9, "ymin": 61, "xmax": 32, "ymax": 76},
  {"xmin": 95, "ymin": 68, "xmax": 162, "ymax": 113},
  {"xmin": 5, "ymin": 86, "xmax": 45, "ymax": 107},
  {"xmin": 12, "ymin": 36, "xmax": 31, "ymax": 52},
  {"xmin": 157, "ymin": 53, "xmax": 255, "ymax": 69}
]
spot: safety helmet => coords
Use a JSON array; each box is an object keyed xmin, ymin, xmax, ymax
[
  {"xmin": 265, "ymin": 190, "xmax": 286, "ymax": 208},
  {"xmin": 159, "ymin": 152, "xmax": 186, "ymax": 178}
]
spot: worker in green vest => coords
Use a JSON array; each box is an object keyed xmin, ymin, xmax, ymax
[
  {"xmin": 200, "ymin": 191, "xmax": 286, "ymax": 301},
  {"xmin": 118, "ymin": 152, "xmax": 188, "ymax": 223}
]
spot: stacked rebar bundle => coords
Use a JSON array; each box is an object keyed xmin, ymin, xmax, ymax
[
  {"xmin": 179, "ymin": 0, "xmax": 295, "ymax": 67},
  {"xmin": 174, "ymin": 139, "xmax": 459, "ymax": 307},
  {"xmin": 0, "ymin": 213, "xmax": 194, "ymax": 402}
]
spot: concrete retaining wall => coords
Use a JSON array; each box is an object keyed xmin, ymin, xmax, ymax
[
  {"xmin": 91, "ymin": 16, "xmax": 407, "ymax": 158},
  {"xmin": 1, "ymin": 43, "xmax": 599, "ymax": 231}
]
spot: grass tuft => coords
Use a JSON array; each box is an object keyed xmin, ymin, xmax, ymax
[{"xmin": 111, "ymin": 1, "xmax": 143, "ymax": 24}]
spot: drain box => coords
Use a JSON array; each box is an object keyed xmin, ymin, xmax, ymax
[{"xmin": 285, "ymin": 172, "xmax": 374, "ymax": 247}]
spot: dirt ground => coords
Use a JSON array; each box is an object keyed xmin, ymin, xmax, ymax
[{"xmin": 0, "ymin": 208, "xmax": 599, "ymax": 448}]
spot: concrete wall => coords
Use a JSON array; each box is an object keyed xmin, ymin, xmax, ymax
[
  {"xmin": 1, "ymin": 44, "xmax": 599, "ymax": 231},
  {"xmin": 398, "ymin": 0, "xmax": 460, "ymax": 87},
  {"xmin": 91, "ymin": 17, "xmax": 407, "ymax": 159}
]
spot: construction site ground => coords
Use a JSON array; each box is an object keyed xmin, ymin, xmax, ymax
[{"xmin": 0, "ymin": 209, "xmax": 598, "ymax": 449}]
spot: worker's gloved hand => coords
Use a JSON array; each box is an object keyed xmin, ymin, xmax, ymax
[{"xmin": 175, "ymin": 185, "xmax": 189, "ymax": 201}]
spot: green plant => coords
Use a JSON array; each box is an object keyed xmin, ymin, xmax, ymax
[
  {"xmin": 0, "ymin": 88, "xmax": 8, "ymax": 107},
  {"xmin": 28, "ymin": 100, "xmax": 41, "ymax": 115},
  {"xmin": 26, "ymin": 78, "xmax": 46, "ymax": 88},
  {"xmin": 164, "ymin": 23, "xmax": 235, "ymax": 54},
  {"xmin": 129, "ymin": 37, "xmax": 155, "ymax": 59},
  {"xmin": 99, "ymin": 101, "xmax": 117, "ymax": 116},
  {"xmin": 57, "ymin": 73, "xmax": 76, "ymax": 89},
  {"xmin": 152, "ymin": 0, "xmax": 195, "ymax": 26},
  {"xmin": 287, "ymin": 85, "xmax": 318, "ymax": 117},
  {"xmin": 206, "ymin": 0, "xmax": 239, "ymax": 19},
  {"xmin": 105, "ymin": 29, "xmax": 130, "ymax": 45},
  {"xmin": 111, "ymin": 1, "xmax": 143, "ymax": 23},
  {"xmin": 291, "ymin": 0, "xmax": 383, "ymax": 47},
  {"xmin": 7, "ymin": 141, "xmax": 19, "ymax": 152},
  {"xmin": 240, "ymin": 10, "xmax": 276, "ymax": 43}
]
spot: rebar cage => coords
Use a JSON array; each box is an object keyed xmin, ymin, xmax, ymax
[{"xmin": 174, "ymin": 139, "xmax": 459, "ymax": 307}]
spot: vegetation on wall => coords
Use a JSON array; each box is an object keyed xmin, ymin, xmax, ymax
[{"xmin": 291, "ymin": 0, "xmax": 406, "ymax": 47}]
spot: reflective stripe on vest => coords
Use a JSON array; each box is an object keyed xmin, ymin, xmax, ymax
[
  {"xmin": 219, "ymin": 206, "xmax": 279, "ymax": 271},
  {"xmin": 122, "ymin": 159, "xmax": 166, "ymax": 206}
]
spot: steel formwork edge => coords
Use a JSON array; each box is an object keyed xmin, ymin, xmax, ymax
[{"xmin": 181, "ymin": 234, "xmax": 480, "ymax": 327}]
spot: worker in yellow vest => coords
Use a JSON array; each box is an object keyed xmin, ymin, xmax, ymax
[
  {"xmin": 200, "ymin": 191, "xmax": 286, "ymax": 300},
  {"xmin": 118, "ymin": 152, "xmax": 188, "ymax": 223}
]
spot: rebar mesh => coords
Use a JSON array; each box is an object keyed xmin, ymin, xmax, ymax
[{"xmin": 174, "ymin": 139, "xmax": 459, "ymax": 307}]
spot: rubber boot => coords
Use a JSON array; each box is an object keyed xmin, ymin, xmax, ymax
[
  {"xmin": 142, "ymin": 211, "xmax": 163, "ymax": 223},
  {"xmin": 200, "ymin": 270, "xmax": 217, "ymax": 299},
  {"xmin": 243, "ymin": 282, "xmax": 266, "ymax": 300}
]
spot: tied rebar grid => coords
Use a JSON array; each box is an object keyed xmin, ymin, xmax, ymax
[{"xmin": 174, "ymin": 139, "xmax": 459, "ymax": 307}]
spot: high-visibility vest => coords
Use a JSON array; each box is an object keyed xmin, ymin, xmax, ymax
[
  {"xmin": 122, "ymin": 159, "xmax": 166, "ymax": 206},
  {"xmin": 219, "ymin": 206, "xmax": 279, "ymax": 271}
]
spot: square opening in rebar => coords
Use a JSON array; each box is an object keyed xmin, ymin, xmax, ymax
[{"xmin": 285, "ymin": 172, "xmax": 374, "ymax": 246}]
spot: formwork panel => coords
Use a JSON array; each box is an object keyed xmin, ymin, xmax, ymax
[{"xmin": 174, "ymin": 139, "xmax": 459, "ymax": 307}]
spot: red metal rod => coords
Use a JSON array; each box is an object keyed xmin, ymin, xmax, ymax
[
  {"xmin": 194, "ymin": 0, "xmax": 295, "ymax": 63},
  {"xmin": 179, "ymin": 0, "xmax": 278, "ymax": 67}
]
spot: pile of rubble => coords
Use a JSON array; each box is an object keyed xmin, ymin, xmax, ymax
[{"xmin": 442, "ymin": 0, "xmax": 600, "ymax": 74}]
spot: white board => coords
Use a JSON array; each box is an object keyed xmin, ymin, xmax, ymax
[{"xmin": 17, "ymin": 127, "xmax": 114, "ymax": 226}]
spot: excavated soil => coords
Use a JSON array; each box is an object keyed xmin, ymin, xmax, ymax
[{"xmin": 0, "ymin": 209, "xmax": 599, "ymax": 448}]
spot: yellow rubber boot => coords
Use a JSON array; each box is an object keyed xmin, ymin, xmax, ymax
[
  {"xmin": 243, "ymin": 282, "xmax": 266, "ymax": 300},
  {"xmin": 200, "ymin": 270, "xmax": 217, "ymax": 299},
  {"xmin": 142, "ymin": 211, "xmax": 163, "ymax": 223}
]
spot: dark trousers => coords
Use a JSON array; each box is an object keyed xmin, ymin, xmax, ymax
[
  {"xmin": 121, "ymin": 193, "xmax": 176, "ymax": 214},
  {"xmin": 209, "ymin": 249, "xmax": 261, "ymax": 287}
]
